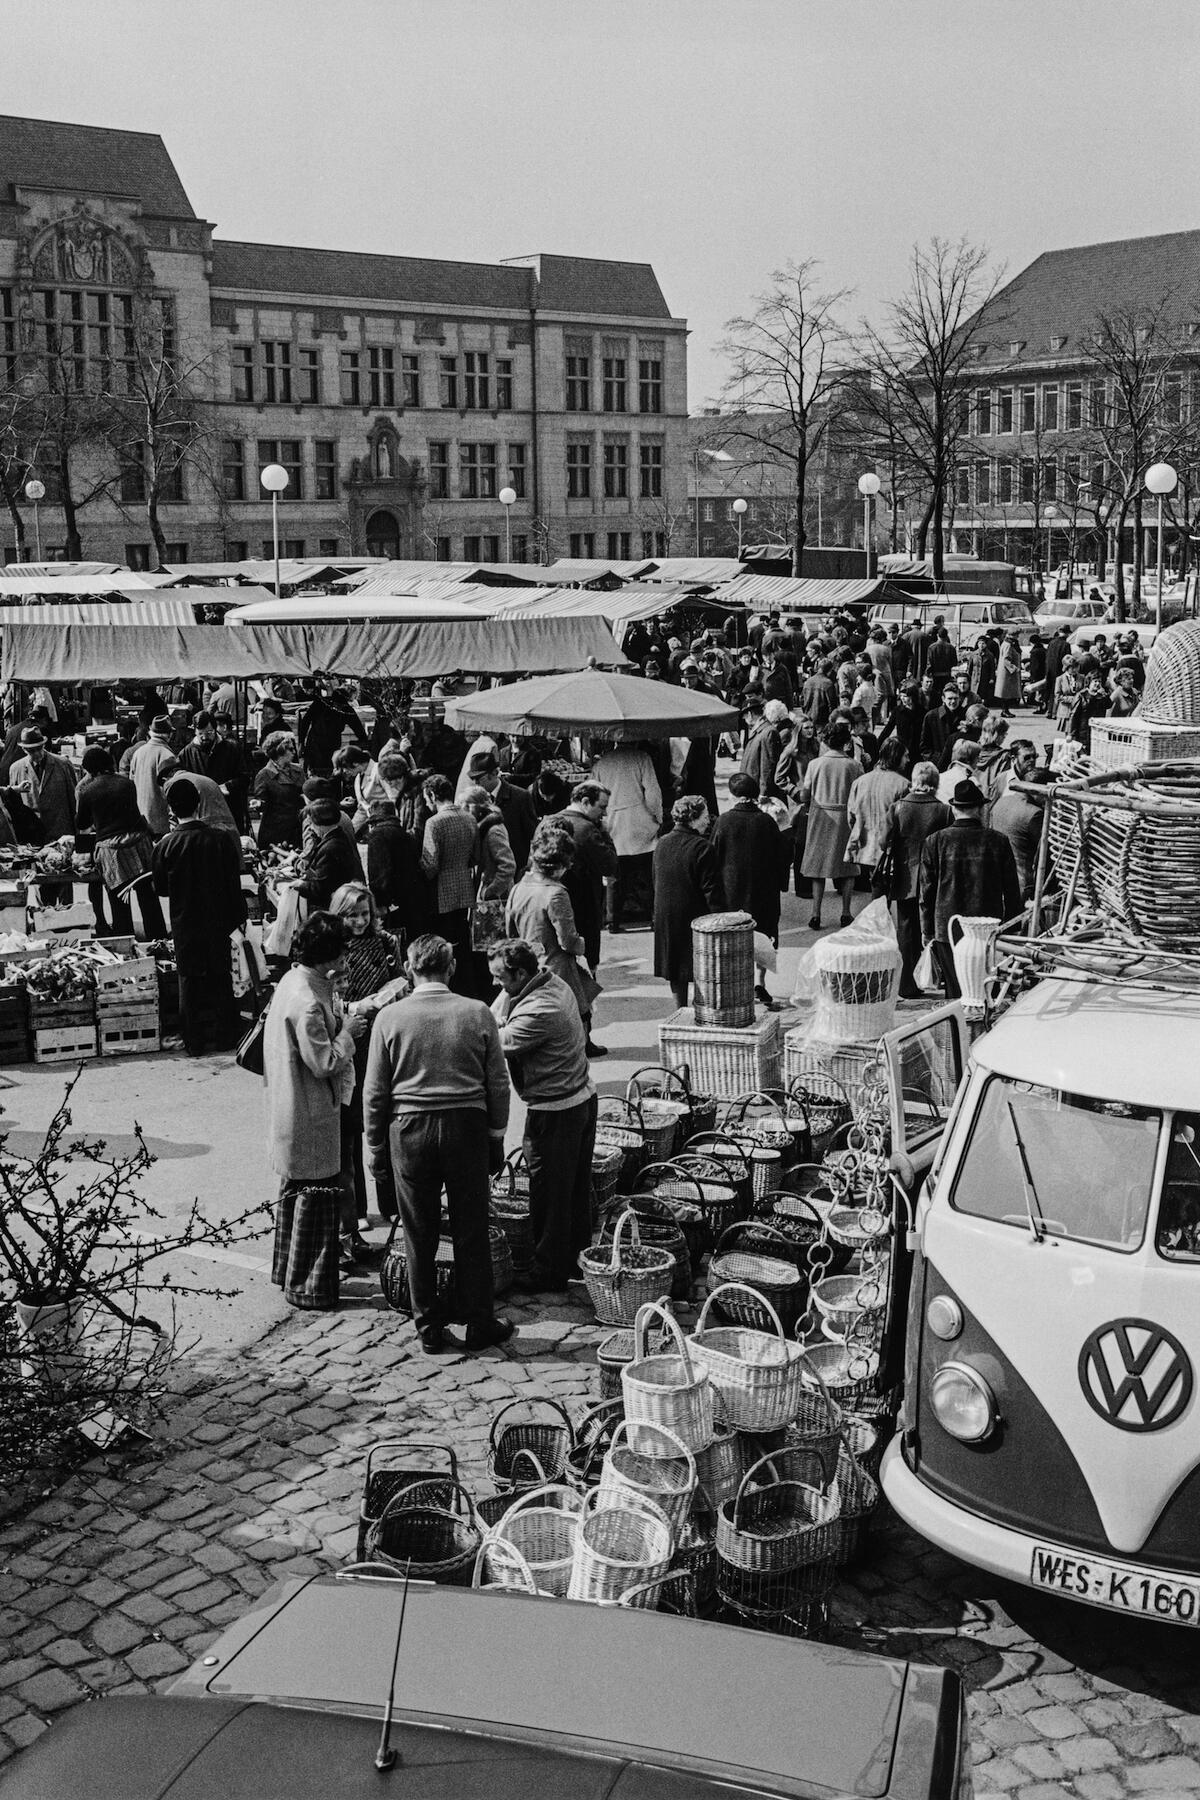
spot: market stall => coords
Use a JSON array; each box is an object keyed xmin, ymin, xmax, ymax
[{"xmin": 441, "ymin": 667, "xmax": 736, "ymax": 741}]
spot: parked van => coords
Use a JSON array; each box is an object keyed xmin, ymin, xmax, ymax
[{"xmin": 867, "ymin": 595, "xmax": 1038, "ymax": 650}]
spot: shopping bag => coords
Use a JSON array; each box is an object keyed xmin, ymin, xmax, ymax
[
  {"xmin": 470, "ymin": 895, "xmax": 508, "ymax": 953},
  {"xmin": 914, "ymin": 943, "xmax": 940, "ymax": 994},
  {"xmin": 263, "ymin": 885, "xmax": 304, "ymax": 958}
]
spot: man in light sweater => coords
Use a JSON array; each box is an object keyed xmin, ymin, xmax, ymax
[
  {"xmin": 489, "ymin": 937, "xmax": 596, "ymax": 1294},
  {"xmin": 364, "ymin": 932, "xmax": 512, "ymax": 1354}
]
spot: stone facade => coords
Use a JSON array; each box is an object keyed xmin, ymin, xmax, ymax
[{"xmin": 0, "ymin": 119, "xmax": 688, "ymax": 567}]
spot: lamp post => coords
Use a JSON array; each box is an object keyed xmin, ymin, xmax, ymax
[
  {"xmin": 498, "ymin": 485, "xmax": 517, "ymax": 563},
  {"xmin": 23, "ymin": 478, "xmax": 45, "ymax": 561},
  {"xmin": 1146, "ymin": 461, "xmax": 1177, "ymax": 637},
  {"xmin": 857, "ymin": 472, "xmax": 881, "ymax": 577},
  {"xmin": 732, "ymin": 497, "xmax": 747, "ymax": 558},
  {"xmin": 1043, "ymin": 503, "xmax": 1060, "ymax": 583},
  {"xmin": 259, "ymin": 463, "xmax": 289, "ymax": 598},
  {"xmin": 692, "ymin": 445, "xmax": 733, "ymax": 554}
]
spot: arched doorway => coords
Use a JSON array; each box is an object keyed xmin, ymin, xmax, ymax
[{"xmin": 365, "ymin": 509, "xmax": 400, "ymax": 558}]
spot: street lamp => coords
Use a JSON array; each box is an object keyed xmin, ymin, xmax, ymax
[
  {"xmin": 259, "ymin": 462, "xmax": 289, "ymax": 598},
  {"xmin": 1043, "ymin": 503, "xmax": 1060, "ymax": 582},
  {"xmin": 693, "ymin": 445, "xmax": 733, "ymax": 554},
  {"xmin": 1146, "ymin": 461, "xmax": 1177, "ymax": 636},
  {"xmin": 498, "ymin": 485, "xmax": 517, "ymax": 563},
  {"xmin": 732, "ymin": 496, "xmax": 748, "ymax": 558},
  {"xmin": 23, "ymin": 478, "xmax": 45, "ymax": 561},
  {"xmin": 857, "ymin": 472, "xmax": 881, "ymax": 577}
]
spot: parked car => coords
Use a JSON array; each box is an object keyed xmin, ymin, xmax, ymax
[
  {"xmin": 0, "ymin": 1573, "xmax": 971, "ymax": 1799},
  {"xmin": 1033, "ymin": 594, "xmax": 1111, "ymax": 635}
]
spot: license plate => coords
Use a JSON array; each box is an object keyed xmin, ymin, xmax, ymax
[{"xmin": 1030, "ymin": 1544, "xmax": 1200, "ymax": 1624}]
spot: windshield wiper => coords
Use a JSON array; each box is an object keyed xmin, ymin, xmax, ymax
[{"xmin": 1006, "ymin": 1100, "xmax": 1045, "ymax": 1244}]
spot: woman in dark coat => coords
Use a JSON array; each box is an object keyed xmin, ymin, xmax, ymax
[
  {"xmin": 883, "ymin": 760, "xmax": 952, "ymax": 997},
  {"xmin": 652, "ymin": 794, "xmax": 723, "ymax": 1008},
  {"xmin": 709, "ymin": 774, "xmax": 789, "ymax": 946}
]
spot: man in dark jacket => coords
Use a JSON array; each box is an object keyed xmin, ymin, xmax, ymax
[
  {"xmin": 471, "ymin": 754, "xmax": 538, "ymax": 874},
  {"xmin": 925, "ymin": 626, "xmax": 957, "ymax": 700},
  {"xmin": 365, "ymin": 799, "xmax": 430, "ymax": 940},
  {"xmin": 918, "ymin": 682, "xmax": 966, "ymax": 769},
  {"xmin": 297, "ymin": 682, "xmax": 367, "ymax": 774},
  {"xmin": 1040, "ymin": 625, "xmax": 1073, "ymax": 716},
  {"xmin": 990, "ymin": 769, "xmax": 1050, "ymax": 901},
  {"xmin": 886, "ymin": 761, "xmax": 952, "ymax": 996},
  {"xmin": 739, "ymin": 703, "xmax": 785, "ymax": 799},
  {"xmin": 918, "ymin": 778, "xmax": 1022, "ymax": 999},
  {"xmin": 709, "ymin": 774, "xmax": 789, "ymax": 1005},
  {"xmin": 152, "ymin": 777, "xmax": 246, "ymax": 1054},
  {"xmin": 800, "ymin": 660, "xmax": 838, "ymax": 728},
  {"xmin": 652, "ymin": 795, "xmax": 723, "ymax": 1008},
  {"xmin": 551, "ymin": 781, "xmax": 620, "ymax": 975},
  {"xmin": 297, "ymin": 792, "xmax": 364, "ymax": 909}
]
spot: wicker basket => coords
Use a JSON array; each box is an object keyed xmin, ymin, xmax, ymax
[
  {"xmin": 472, "ymin": 1536, "xmax": 539, "ymax": 1594},
  {"xmin": 626, "ymin": 1072, "xmax": 689, "ymax": 1161},
  {"xmin": 356, "ymin": 1441, "xmax": 459, "ymax": 1562},
  {"xmin": 693, "ymin": 1420, "xmax": 743, "ymax": 1516},
  {"xmin": 488, "ymin": 1398, "xmax": 574, "ymax": 1492},
  {"xmin": 722, "ymin": 1130, "xmax": 782, "ymax": 1204},
  {"xmin": 680, "ymin": 1132, "xmax": 754, "ymax": 1218},
  {"xmin": 379, "ymin": 1221, "xmax": 511, "ymax": 1317},
  {"xmin": 715, "ymin": 1450, "xmax": 840, "ymax": 1613},
  {"xmin": 669, "ymin": 1064, "xmax": 719, "ymax": 1137},
  {"xmin": 779, "ymin": 1350, "xmax": 844, "ymax": 1486},
  {"xmin": 833, "ymin": 1440, "xmax": 880, "ymax": 1566},
  {"xmin": 365, "ymin": 1477, "xmax": 482, "ymax": 1585},
  {"xmin": 579, "ymin": 1209, "xmax": 676, "ymax": 1326},
  {"xmin": 706, "ymin": 1222, "xmax": 809, "ymax": 1333},
  {"xmin": 798, "ymin": 1338, "xmax": 882, "ymax": 1414},
  {"xmin": 565, "ymin": 1399, "xmax": 624, "ymax": 1491},
  {"xmin": 599, "ymin": 1419, "xmax": 697, "ymax": 1534},
  {"xmin": 809, "ymin": 930, "xmax": 901, "ymax": 1042},
  {"xmin": 690, "ymin": 1285, "xmax": 811, "ymax": 1434},
  {"xmin": 590, "ymin": 1143, "xmax": 624, "ymax": 1219},
  {"xmin": 622, "ymin": 1300, "xmax": 714, "ymax": 1454},
  {"xmin": 720, "ymin": 1091, "xmax": 808, "ymax": 1165},
  {"xmin": 480, "ymin": 1483, "xmax": 584, "ymax": 1596},
  {"xmin": 811, "ymin": 1273, "xmax": 886, "ymax": 1349},
  {"xmin": 594, "ymin": 1096, "xmax": 648, "ymax": 1188},
  {"xmin": 692, "ymin": 910, "xmax": 756, "ymax": 1027},
  {"xmin": 596, "ymin": 1195, "xmax": 692, "ymax": 1302},
  {"xmin": 659, "ymin": 1008, "xmax": 782, "ymax": 1100},
  {"xmin": 633, "ymin": 1161, "xmax": 718, "ymax": 1261},
  {"xmin": 567, "ymin": 1485, "xmax": 674, "ymax": 1607},
  {"xmin": 842, "ymin": 1414, "xmax": 882, "ymax": 1483},
  {"xmin": 490, "ymin": 1152, "xmax": 535, "ymax": 1276},
  {"xmin": 1045, "ymin": 761, "xmax": 1200, "ymax": 951}
]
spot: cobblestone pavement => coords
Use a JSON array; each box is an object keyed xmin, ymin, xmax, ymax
[{"xmin": 2, "ymin": 1281, "xmax": 1200, "ymax": 1797}]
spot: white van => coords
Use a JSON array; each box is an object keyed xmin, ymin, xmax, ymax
[
  {"xmin": 868, "ymin": 596, "xmax": 1038, "ymax": 650},
  {"xmin": 883, "ymin": 976, "xmax": 1200, "ymax": 1623}
]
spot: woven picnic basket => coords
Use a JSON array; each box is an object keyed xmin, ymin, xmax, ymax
[
  {"xmin": 567, "ymin": 1485, "xmax": 674, "ymax": 1607},
  {"xmin": 481, "ymin": 1482, "xmax": 584, "ymax": 1597},
  {"xmin": 476, "ymin": 1454, "xmax": 548, "ymax": 1530},
  {"xmin": 579, "ymin": 1208, "xmax": 675, "ymax": 1326},
  {"xmin": 778, "ymin": 1346, "xmax": 844, "ymax": 1486},
  {"xmin": 596, "ymin": 1323, "xmax": 669, "ymax": 1403},
  {"xmin": 706, "ymin": 1221, "xmax": 809, "ymax": 1333},
  {"xmin": 598, "ymin": 1194, "xmax": 692, "ymax": 1302},
  {"xmin": 622, "ymin": 1300, "xmax": 714, "ymax": 1455},
  {"xmin": 786, "ymin": 1065, "xmax": 854, "ymax": 1158},
  {"xmin": 692, "ymin": 910, "xmax": 756, "ymax": 1027},
  {"xmin": 693, "ymin": 1419, "xmax": 743, "ymax": 1516},
  {"xmin": 652, "ymin": 1154, "xmax": 741, "ymax": 1255},
  {"xmin": 690, "ymin": 1284, "xmax": 810, "ymax": 1434},
  {"xmin": 617, "ymin": 1566, "xmax": 700, "ymax": 1616},
  {"xmin": 632, "ymin": 1161, "xmax": 714, "ymax": 1261},
  {"xmin": 714, "ymin": 1449, "xmax": 840, "ymax": 1613},
  {"xmin": 812, "ymin": 1273, "xmax": 886, "ymax": 1351},
  {"xmin": 590, "ymin": 1142, "xmax": 624, "ymax": 1219},
  {"xmin": 356, "ymin": 1441, "xmax": 459, "ymax": 1562},
  {"xmin": 668, "ymin": 1516, "xmax": 719, "ymax": 1613},
  {"xmin": 841, "ymin": 1413, "xmax": 882, "ymax": 1483},
  {"xmin": 472, "ymin": 1536, "xmax": 539, "ymax": 1594},
  {"xmin": 490, "ymin": 1151, "xmax": 535, "ymax": 1276},
  {"xmin": 626, "ymin": 1070, "xmax": 689, "ymax": 1161},
  {"xmin": 594, "ymin": 1095, "xmax": 648, "ymax": 1187},
  {"xmin": 599, "ymin": 1419, "xmax": 697, "ymax": 1535},
  {"xmin": 379, "ymin": 1222, "xmax": 511, "ymax": 1316},
  {"xmin": 798, "ymin": 1337, "xmax": 882, "ymax": 1415},
  {"xmin": 720, "ymin": 1090, "xmax": 809, "ymax": 1166},
  {"xmin": 488, "ymin": 1398, "xmax": 574, "ymax": 1491},
  {"xmin": 365, "ymin": 1476, "xmax": 482, "ymax": 1586},
  {"xmin": 671, "ymin": 1063, "xmax": 719, "ymax": 1137},
  {"xmin": 681, "ymin": 1131, "xmax": 754, "ymax": 1217}
]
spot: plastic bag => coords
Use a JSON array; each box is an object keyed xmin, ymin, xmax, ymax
[
  {"xmin": 263, "ymin": 885, "xmax": 304, "ymax": 958},
  {"xmin": 790, "ymin": 897, "xmax": 903, "ymax": 1039},
  {"xmin": 791, "ymin": 897, "xmax": 900, "ymax": 1002},
  {"xmin": 914, "ymin": 943, "xmax": 940, "ymax": 994}
]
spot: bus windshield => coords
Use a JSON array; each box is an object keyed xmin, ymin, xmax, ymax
[{"xmin": 951, "ymin": 1077, "xmax": 1160, "ymax": 1252}]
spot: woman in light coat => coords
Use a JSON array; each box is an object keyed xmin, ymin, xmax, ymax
[
  {"xmin": 592, "ymin": 740, "xmax": 663, "ymax": 931},
  {"xmin": 264, "ymin": 910, "xmax": 366, "ymax": 1308},
  {"xmin": 846, "ymin": 737, "xmax": 910, "ymax": 888},
  {"xmin": 799, "ymin": 720, "xmax": 864, "ymax": 931}
]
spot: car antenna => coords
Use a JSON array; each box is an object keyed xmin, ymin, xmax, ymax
[{"xmin": 375, "ymin": 1558, "xmax": 412, "ymax": 1772}]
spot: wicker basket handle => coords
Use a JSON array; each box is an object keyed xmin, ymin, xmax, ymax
[
  {"xmin": 493, "ymin": 1482, "xmax": 584, "ymax": 1529},
  {"xmin": 599, "ymin": 1093, "xmax": 645, "ymax": 1131},
  {"xmin": 608, "ymin": 1416, "xmax": 697, "ymax": 1486},
  {"xmin": 634, "ymin": 1298, "xmax": 694, "ymax": 1377},
  {"xmin": 789, "ymin": 1072, "xmax": 853, "ymax": 1111},
  {"xmin": 573, "ymin": 1396, "xmax": 624, "ymax": 1448},
  {"xmin": 579, "ymin": 1482, "xmax": 674, "ymax": 1530},
  {"xmin": 712, "ymin": 1219, "xmax": 800, "ymax": 1259},
  {"xmin": 634, "ymin": 1160, "xmax": 705, "ymax": 1207},
  {"xmin": 695, "ymin": 1282, "xmax": 788, "ymax": 1351},
  {"xmin": 363, "ymin": 1439, "xmax": 459, "ymax": 1485},
  {"xmin": 682, "ymin": 1130, "xmax": 751, "ymax": 1180},
  {"xmin": 747, "ymin": 1440, "xmax": 836, "ymax": 1496},
  {"xmin": 756, "ymin": 1189, "xmax": 824, "ymax": 1230},
  {"xmin": 789, "ymin": 1338, "xmax": 843, "ymax": 1419},
  {"xmin": 606, "ymin": 1207, "xmax": 643, "ymax": 1270},
  {"xmin": 505, "ymin": 1448, "xmax": 549, "ymax": 1487},
  {"xmin": 375, "ymin": 1475, "xmax": 478, "ymax": 1529},
  {"xmin": 721, "ymin": 1089, "xmax": 787, "ymax": 1129},
  {"xmin": 488, "ymin": 1396, "xmax": 575, "ymax": 1455},
  {"xmin": 731, "ymin": 1451, "xmax": 815, "ymax": 1526},
  {"xmin": 493, "ymin": 1148, "xmax": 529, "ymax": 1198},
  {"xmin": 472, "ymin": 1538, "xmax": 538, "ymax": 1592},
  {"xmin": 627, "ymin": 1064, "xmax": 692, "ymax": 1105}
]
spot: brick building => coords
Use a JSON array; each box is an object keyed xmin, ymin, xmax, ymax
[{"xmin": 0, "ymin": 115, "xmax": 688, "ymax": 566}]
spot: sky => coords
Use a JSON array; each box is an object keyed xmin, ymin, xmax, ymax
[{"xmin": 3, "ymin": 0, "xmax": 1199, "ymax": 408}]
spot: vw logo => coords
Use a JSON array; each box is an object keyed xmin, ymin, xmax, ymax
[{"xmin": 1078, "ymin": 1320, "xmax": 1193, "ymax": 1433}]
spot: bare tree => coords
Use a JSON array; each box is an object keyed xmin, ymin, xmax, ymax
[
  {"xmin": 637, "ymin": 489, "xmax": 692, "ymax": 556},
  {"xmin": 857, "ymin": 237, "xmax": 1006, "ymax": 582},
  {"xmin": 715, "ymin": 262, "xmax": 853, "ymax": 576}
]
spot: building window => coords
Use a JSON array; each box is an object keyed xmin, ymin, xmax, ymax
[
  {"xmin": 319, "ymin": 537, "xmax": 339, "ymax": 555},
  {"xmin": 566, "ymin": 339, "xmax": 591, "ymax": 411},
  {"xmin": 511, "ymin": 533, "xmax": 528, "ymax": 563},
  {"xmin": 1020, "ymin": 387, "xmax": 1036, "ymax": 433},
  {"xmin": 997, "ymin": 459, "xmax": 1013, "ymax": 504},
  {"xmin": 402, "ymin": 353, "xmax": 420, "ymax": 408},
  {"xmin": 298, "ymin": 347, "xmax": 320, "ymax": 404},
  {"xmin": 507, "ymin": 442, "xmax": 527, "ymax": 499},
  {"xmin": 566, "ymin": 441, "xmax": 592, "ymax": 499},
  {"xmin": 340, "ymin": 351, "xmax": 361, "ymax": 405},
  {"xmin": 1042, "ymin": 385, "xmax": 1058, "ymax": 431},
  {"xmin": 975, "ymin": 460, "xmax": 991, "ymax": 505},
  {"xmin": 439, "ymin": 355, "xmax": 459, "ymax": 408},
  {"xmin": 495, "ymin": 358, "xmax": 513, "ymax": 409},
  {"xmin": 1161, "ymin": 373, "xmax": 1183, "ymax": 425},
  {"xmin": 606, "ymin": 531, "xmax": 631, "ymax": 560},
  {"xmin": 263, "ymin": 341, "xmax": 293, "ymax": 404},
  {"xmin": 463, "ymin": 352, "xmax": 489, "ymax": 410},
  {"xmin": 642, "ymin": 529, "xmax": 667, "ymax": 557},
  {"xmin": 639, "ymin": 442, "xmax": 663, "ymax": 498},
  {"xmin": 1066, "ymin": 383, "xmax": 1083, "ymax": 430},
  {"xmin": 603, "ymin": 441, "xmax": 628, "ymax": 499},
  {"xmin": 638, "ymin": 344, "xmax": 663, "ymax": 413},
  {"xmin": 702, "ymin": 500, "xmax": 714, "ymax": 522},
  {"xmin": 569, "ymin": 532, "xmax": 596, "ymax": 558},
  {"xmin": 126, "ymin": 543, "xmax": 151, "ymax": 571},
  {"xmin": 957, "ymin": 392, "xmax": 971, "ymax": 433},
  {"xmin": 434, "ymin": 536, "xmax": 452, "ymax": 561},
  {"xmin": 604, "ymin": 355, "xmax": 628, "ymax": 413},
  {"xmin": 464, "ymin": 533, "xmax": 500, "ymax": 562},
  {"xmin": 955, "ymin": 466, "xmax": 970, "ymax": 506},
  {"xmin": 233, "ymin": 344, "xmax": 254, "ymax": 402},
  {"xmin": 120, "ymin": 445, "xmax": 146, "ymax": 504},
  {"xmin": 163, "ymin": 542, "xmax": 188, "ymax": 563},
  {"xmin": 428, "ymin": 442, "xmax": 450, "ymax": 499},
  {"xmin": 314, "ymin": 440, "xmax": 338, "ymax": 500},
  {"xmin": 368, "ymin": 348, "xmax": 395, "ymax": 408},
  {"xmin": 257, "ymin": 439, "xmax": 303, "ymax": 498},
  {"xmin": 1064, "ymin": 454, "xmax": 1081, "ymax": 500},
  {"xmin": 226, "ymin": 541, "xmax": 248, "ymax": 561},
  {"xmin": 1044, "ymin": 459, "xmax": 1057, "ymax": 501},
  {"xmin": 701, "ymin": 535, "xmax": 714, "ymax": 553},
  {"xmin": 264, "ymin": 537, "xmax": 305, "ymax": 558},
  {"xmin": 997, "ymin": 388, "xmax": 1013, "ymax": 433},
  {"xmin": 975, "ymin": 389, "xmax": 991, "ymax": 435},
  {"xmin": 221, "ymin": 438, "xmax": 245, "ymax": 501},
  {"xmin": 0, "ymin": 288, "xmax": 16, "ymax": 387},
  {"xmin": 1018, "ymin": 458, "xmax": 1036, "ymax": 504},
  {"xmin": 1089, "ymin": 380, "xmax": 1106, "ymax": 428},
  {"xmin": 460, "ymin": 442, "xmax": 497, "ymax": 499}
]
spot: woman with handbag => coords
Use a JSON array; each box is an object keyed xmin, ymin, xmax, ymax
[
  {"xmin": 329, "ymin": 882, "xmax": 409, "ymax": 1235},
  {"xmin": 75, "ymin": 745, "xmax": 167, "ymax": 939}
]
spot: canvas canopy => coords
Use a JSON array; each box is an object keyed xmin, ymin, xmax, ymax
[{"xmin": 1, "ymin": 615, "xmax": 628, "ymax": 684}]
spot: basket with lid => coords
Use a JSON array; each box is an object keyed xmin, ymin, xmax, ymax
[{"xmin": 692, "ymin": 910, "xmax": 756, "ymax": 1027}]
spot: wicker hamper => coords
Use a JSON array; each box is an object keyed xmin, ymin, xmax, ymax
[
  {"xmin": 660, "ymin": 1008, "xmax": 782, "ymax": 1101},
  {"xmin": 692, "ymin": 912, "xmax": 756, "ymax": 1027}
]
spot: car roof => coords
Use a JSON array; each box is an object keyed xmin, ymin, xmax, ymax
[{"xmin": 975, "ymin": 978, "xmax": 1200, "ymax": 1111}]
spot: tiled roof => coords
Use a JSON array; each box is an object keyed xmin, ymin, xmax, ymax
[
  {"xmin": 531, "ymin": 254, "xmax": 672, "ymax": 320},
  {"xmin": 0, "ymin": 114, "xmax": 195, "ymax": 216},
  {"xmin": 974, "ymin": 229, "xmax": 1200, "ymax": 362}
]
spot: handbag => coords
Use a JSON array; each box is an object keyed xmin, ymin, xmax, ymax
[
  {"xmin": 873, "ymin": 830, "xmax": 900, "ymax": 901},
  {"xmin": 234, "ymin": 1005, "xmax": 268, "ymax": 1075}
]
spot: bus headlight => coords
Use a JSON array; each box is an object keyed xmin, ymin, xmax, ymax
[
  {"xmin": 930, "ymin": 1361, "xmax": 998, "ymax": 1442},
  {"xmin": 927, "ymin": 1294, "xmax": 963, "ymax": 1340}
]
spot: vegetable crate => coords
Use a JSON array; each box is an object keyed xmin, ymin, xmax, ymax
[
  {"xmin": 0, "ymin": 984, "xmax": 30, "ymax": 1064},
  {"xmin": 658, "ymin": 1008, "xmax": 782, "ymax": 1100},
  {"xmin": 34, "ymin": 1018, "xmax": 98, "ymax": 1063},
  {"xmin": 94, "ymin": 954, "xmax": 158, "ymax": 1008},
  {"xmin": 98, "ymin": 1005, "xmax": 161, "ymax": 1057}
]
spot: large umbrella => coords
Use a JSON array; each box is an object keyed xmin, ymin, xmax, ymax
[{"xmin": 442, "ymin": 668, "xmax": 737, "ymax": 741}]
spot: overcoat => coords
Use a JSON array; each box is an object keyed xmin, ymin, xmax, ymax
[{"xmin": 652, "ymin": 825, "xmax": 723, "ymax": 985}]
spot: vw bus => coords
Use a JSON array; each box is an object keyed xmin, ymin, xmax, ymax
[{"xmin": 882, "ymin": 976, "xmax": 1200, "ymax": 1624}]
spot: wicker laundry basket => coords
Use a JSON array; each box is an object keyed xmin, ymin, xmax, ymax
[{"xmin": 692, "ymin": 911, "xmax": 757, "ymax": 1027}]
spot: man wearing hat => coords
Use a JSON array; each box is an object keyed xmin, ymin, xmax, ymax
[
  {"xmin": 1040, "ymin": 624, "xmax": 1073, "ymax": 717},
  {"xmin": 8, "ymin": 726, "xmax": 76, "ymax": 842},
  {"xmin": 295, "ymin": 781, "xmax": 364, "ymax": 910},
  {"xmin": 129, "ymin": 715, "xmax": 178, "ymax": 838},
  {"xmin": 918, "ymin": 777, "xmax": 1021, "ymax": 998},
  {"xmin": 152, "ymin": 776, "xmax": 246, "ymax": 1055}
]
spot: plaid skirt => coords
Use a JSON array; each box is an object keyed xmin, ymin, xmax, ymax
[{"xmin": 272, "ymin": 1179, "xmax": 341, "ymax": 1310}]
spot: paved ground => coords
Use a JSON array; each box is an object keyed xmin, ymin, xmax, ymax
[{"xmin": 10, "ymin": 707, "xmax": 1194, "ymax": 1797}]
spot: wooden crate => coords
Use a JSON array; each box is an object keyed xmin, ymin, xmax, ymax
[
  {"xmin": 94, "ymin": 954, "xmax": 157, "ymax": 1008},
  {"xmin": 658, "ymin": 1008, "xmax": 782, "ymax": 1100},
  {"xmin": 0, "ymin": 984, "xmax": 30, "ymax": 1065},
  {"xmin": 27, "ymin": 996, "xmax": 96, "ymax": 1033},
  {"xmin": 98, "ymin": 1006, "xmax": 160, "ymax": 1057},
  {"xmin": 34, "ymin": 1023, "xmax": 98, "ymax": 1064}
]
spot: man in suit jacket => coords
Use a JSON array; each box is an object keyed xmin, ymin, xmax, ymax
[
  {"xmin": 918, "ymin": 778, "xmax": 1021, "ymax": 999},
  {"xmin": 709, "ymin": 774, "xmax": 790, "ymax": 1005},
  {"xmin": 550, "ymin": 781, "xmax": 620, "ymax": 973},
  {"xmin": 152, "ymin": 777, "xmax": 246, "ymax": 1054}
]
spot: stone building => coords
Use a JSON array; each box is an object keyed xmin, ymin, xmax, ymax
[{"xmin": 0, "ymin": 115, "xmax": 688, "ymax": 566}]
